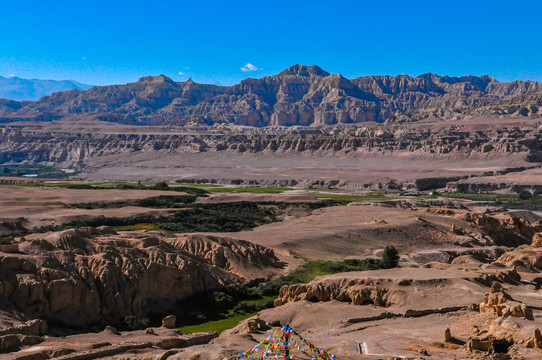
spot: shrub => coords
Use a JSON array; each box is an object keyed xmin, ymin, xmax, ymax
[
  {"xmin": 381, "ymin": 245, "xmax": 400, "ymax": 269},
  {"xmin": 152, "ymin": 182, "xmax": 170, "ymax": 190},
  {"xmin": 233, "ymin": 301, "xmax": 258, "ymax": 313},
  {"xmin": 519, "ymin": 190, "xmax": 533, "ymax": 200},
  {"xmin": 123, "ymin": 316, "xmax": 150, "ymax": 330},
  {"xmin": 65, "ymin": 184, "xmax": 94, "ymax": 189}
]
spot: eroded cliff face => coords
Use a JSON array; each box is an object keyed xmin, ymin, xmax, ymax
[
  {"xmin": 273, "ymin": 267, "xmax": 521, "ymax": 308},
  {"xmin": 0, "ymin": 228, "xmax": 283, "ymax": 327},
  {"xmin": 0, "ymin": 125, "xmax": 540, "ymax": 169},
  {"xmin": 2, "ymin": 64, "xmax": 542, "ymax": 126}
]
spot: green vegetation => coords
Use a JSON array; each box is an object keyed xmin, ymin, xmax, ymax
[
  {"xmin": 38, "ymin": 201, "xmax": 278, "ymax": 234},
  {"xmin": 381, "ymin": 245, "xmax": 400, "ymax": 269},
  {"xmin": 156, "ymin": 202, "xmax": 276, "ymax": 232},
  {"xmin": 0, "ymin": 165, "xmax": 76, "ymax": 178},
  {"xmin": 122, "ymin": 316, "xmax": 150, "ymax": 331},
  {"xmin": 206, "ymin": 186, "xmax": 294, "ymax": 194},
  {"xmin": 71, "ymin": 194, "xmax": 199, "ymax": 209},
  {"xmin": 176, "ymin": 285, "xmax": 276, "ymax": 334},
  {"xmin": 26, "ymin": 199, "xmax": 344, "ymax": 237},
  {"xmin": 308, "ymin": 192, "xmax": 389, "ymax": 203},
  {"xmin": 519, "ymin": 190, "xmax": 533, "ymax": 200},
  {"xmin": 178, "ymin": 252, "xmax": 399, "ymax": 334},
  {"xmin": 420, "ymin": 191, "xmax": 542, "ymax": 211},
  {"xmin": 12, "ymin": 180, "xmax": 209, "ymax": 195},
  {"xmin": 113, "ymin": 223, "xmax": 164, "ymax": 231},
  {"xmin": 421, "ymin": 191, "xmax": 526, "ymax": 201},
  {"xmin": 178, "ymin": 310, "xmax": 261, "ymax": 335},
  {"xmin": 174, "ymin": 182, "xmax": 224, "ymax": 188},
  {"xmin": 258, "ymin": 258, "xmax": 385, "ymax": 296}
]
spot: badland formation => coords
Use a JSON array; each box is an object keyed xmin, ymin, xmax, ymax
[{"xmin": 1, "ymin": 65, "xmax": 542, "ymax": 359}]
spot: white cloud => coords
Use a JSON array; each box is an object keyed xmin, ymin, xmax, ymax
[
  {"xmin": 241, "ymin": 63, "xmax": 260, "ymax": 72},
  {"xmin": 82, "ymin": 57, "xmax": 87, "ymax": 60},
  {"xmin": 6, "ymin": 74, "xmax": 15, "ymax": 77},
  {"xmin": 178, "ymin": 71, "xmax": 185, "ymax": 75}
]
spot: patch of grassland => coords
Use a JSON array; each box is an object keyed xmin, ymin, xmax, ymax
[
  {"xmin": 206, "ymin": 186, "xmax": 294, "ymax": 194},
  {"xmin": 174, "ymin": 182, "xmax": 223, "ymax": 188},
  {"xmin": 0, "ymin": 165, "xmax": 77, "ymax": 178},
  {"xmin": 419, "ymin": 191, "xmax": 542, "ymax": 210},
  {"xmin": 257, "ymin": 258, "xmax": 384, "ymax": 295},
  {"xmin": 13, "ymin": 181, "xmax": 208, "ymax": 193},
  {"xmin": 17, "ymin": 181, "xmax": 109, "ymax": 188},
  {"xmin": 419, "ymin": 191, "xmax": 516, "ymax": 201},
  {"xmin": 308, "ymin": 192, "xmax": 389, "ymax": 203},
  {"xmin": 179, "ymin": 312, "xmax": 258, "ymax": 334},
  {"xmin": 178, "ymin": 296, "xmax": 276, "ymax": 334}
]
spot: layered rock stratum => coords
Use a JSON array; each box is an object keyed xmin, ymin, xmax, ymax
[{"xmin": 1, "ymin": 120, "xmax": 541, "ymax": 189}]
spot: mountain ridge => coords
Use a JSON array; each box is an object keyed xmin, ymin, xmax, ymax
[
  {"xmin": 0, "ymin": 75, "xmax": 93, "ymax": 101},
  {"xmin": 2, "ymin": 64, "xmax": 542, "ymax": 126}
]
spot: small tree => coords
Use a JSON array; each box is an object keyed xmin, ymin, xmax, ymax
[
  {"xmin": 519, "ymin": 190, "xmax": 532, "ymax": 200},
  {"xmin": 153, "ymin": 182, "xmax": 169, "ymax": 190},
  {"xmin": 381, "ymin": 245, "xmax": 399, "ymax": 269},
  {"xmin": 2, "ymin": 167, "xmax": 11, "ymax": 174}
]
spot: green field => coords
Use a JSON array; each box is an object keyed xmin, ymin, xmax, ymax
[
  {"xmin": 16, "ymin": 181, "xmax": 209, "ymax": 194},
  {"xmin": 308, "ymin": 192, "xmax": 389, "ymax": 203},
  {"xmin": 16, "ymin": 181, "xmax": 122, "ymax": 188},
  {"xmin": 178, "ymin": 296, "xmax": 276, "ymax": 334},
  {"xmin": 419, "ymin": 191, "xmax": 523, "ymax": 201},
  {"xmin": 206, "ymin": 186, "xmax": 294, "ymax": 194},
  {"xmin": 0, "ymin": 165, "xmax": 77, "ymax": 178},
  {"xmin": 179, "ymin": 312, "xmax": 258, "ymax": 334},
  {"xmin": 174, "ymin": 182, "xmax": 223, "ymax": 188},
  {"xmin": 419, "ymin": 191, "xmax": 542, "ymax": 210}
]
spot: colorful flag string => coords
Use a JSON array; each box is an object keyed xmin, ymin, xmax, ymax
[{"xmin": 238, "ymin": 324, "xmax": 338, "ymax": 360}]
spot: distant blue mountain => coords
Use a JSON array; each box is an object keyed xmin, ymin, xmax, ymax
[{"xmin": 0, "ymin": 75, "xmax": 93, "ymax": 101}]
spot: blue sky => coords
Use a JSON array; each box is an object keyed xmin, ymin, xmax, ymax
[{"xmin": 1, "ymin": 1, "xmax": 541, "ymax": 86}]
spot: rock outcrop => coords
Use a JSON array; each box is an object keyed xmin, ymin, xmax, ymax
[
  {"xmin": 532, "ymin": 232, "xmax": 542, "ymax": 246},
  {"xmin": 173, "ymin": 234, "xmax": 284, "ymax": 278},
  {"xmin": 274, "ymin": 267, "xmax": 520, "ymax": 309},
  {"xmin": 5, "ymin": 326, "xmax": 219, "ymax": 358},
  {"xmin": 479, "ymin": 283, "xmax": 534, "ymax": 320},
  {"xmin": 0, "ymin": 228, "xmax": 283, "ymax": 327},
  {"xmin": 161, "ymin": 315, "xmax": 176, "ymax": 329},
  {"xmin": 495, "ymin": 245, "xmax": 542, "ymax": 271},
  {"xmin": 466, "ymin": 211, "xmax": 542, "ymax": 247}
]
